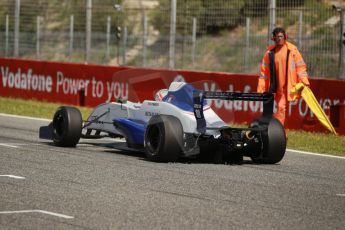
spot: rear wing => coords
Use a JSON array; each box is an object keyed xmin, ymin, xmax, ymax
[{"xmin": 193, "ymin": 91, "xmax": 274, "ymax": 133}]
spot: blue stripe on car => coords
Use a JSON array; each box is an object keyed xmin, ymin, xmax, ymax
[
  {"xmin": 163, "ymin": 83, "xmax": 206, "ymax": 112},
  {"xmin": 113, "ymin": 118, "xmax": 146, "ymax": 145}
]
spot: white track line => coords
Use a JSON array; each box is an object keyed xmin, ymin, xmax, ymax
[
  {"xmin": 0, "ymin": 143, "xmax": 41, "ymax": 146},
  {"xmin": 0, "ymin": 210, "xmax": 74, "ymax": 219},
  {"xmin": 287, "ymin": 149, "xmax": 345, "ymax": 160},
  {"xmin": 0, "ymin": 113, "xmax": 50, "ymax": 122},
  {"xmin": 0, "ymin": 175, "xmax": 25, "ymax": 179},
  {"xmin": 0, "ymin": 143, "xmax": 19, "ymax": 148}
]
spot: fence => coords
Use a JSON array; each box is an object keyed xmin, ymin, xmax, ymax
[{"xmin": 0, "ymin": 0, "xmax": 344, "ymax": 79}]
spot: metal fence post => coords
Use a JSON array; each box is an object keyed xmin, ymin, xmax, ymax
[
  {"xmin": 122, "ymin": 26, "xmax": 127, "ymax": 65},
  {"xmin": 143, "ymin": 15, "xmax": 148, "ymax": 67},
  {"xmin": 169, "ymin": 0, "xmax": 176, "ymax": 69},
  {"xmin": 192, "ymin": 17, "xmax": 197, "ymax": 67},
  {"xmin": 339, "ymin": 11, "xmax": 345, "ymax": 79},
  {"xmin": 14, "ymin": 0, "xmax": 20, "ymax": 57},
  {"xmin": 298, "ymin": 11, "xmax": 303, "ymax": 48},
  {"xmin": 268, "ymin": 0, "xmax": 276, "ymax": 45},
  {"xmin": 5, "ymin": 14, "xmax": 9, "ymax": 57},
  {"xmin": 106, "ymin": 16, "xmax": 111, "ymax": 61},
  {"xmin": 69, "ymin": 15, "xmax": 74, "ymax": 61},
  {"xmin": 244, "ymin": 17, "xmax": 250, "ymax": 72},
  {"xmin": 114, "ymin": 4, "xmax": 122, "ymax": 66},
  {"xmin": 86, "ymin": 0, "xmax": 92, "ymax": 63},
  {"xmin": 36, "ymin": 16, "xmax": 41, "ymax": 59}
]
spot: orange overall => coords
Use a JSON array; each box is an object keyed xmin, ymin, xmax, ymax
[{"xmin": 257, "ymin": 41, "xmax": 310, "ymax": 127}]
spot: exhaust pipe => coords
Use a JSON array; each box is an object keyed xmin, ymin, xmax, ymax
[{"xmin": 244, "ymin": 130, "xmax": 255, "ymax": 140}]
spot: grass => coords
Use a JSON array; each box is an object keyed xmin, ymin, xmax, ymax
[
  {"xmin": 288, "ymin": 130, "xmax": 345, "ymax": 157},
  {"xmin": 0, "ymin": 96, "xmax": 344, "ymax": 157},
  {"xmin": 0, "ymin": 97, "xmax": 92, "ymax": 121}
]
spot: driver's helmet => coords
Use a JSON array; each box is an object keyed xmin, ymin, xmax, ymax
[{"xmin": 154, "ymin": 89, "xmax": 168, "ymax": 101}]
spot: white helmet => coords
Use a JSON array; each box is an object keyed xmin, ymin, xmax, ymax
[{"xmin": 155, "ymin": 89, "xmax": 168, "ymax": 101}]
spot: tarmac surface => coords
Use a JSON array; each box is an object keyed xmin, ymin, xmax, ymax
[{"xmin": 0, "ymin": 113, "xmax": 344, "ymax": 229}]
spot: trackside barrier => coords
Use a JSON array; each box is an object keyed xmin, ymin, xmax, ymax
[{"xmin": 0, "ymin": 58, "xmax": 344, "ymax": 135}]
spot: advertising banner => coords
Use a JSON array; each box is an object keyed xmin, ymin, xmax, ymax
[{"xmin": 1, "ymin": 58, "xmax": 344, "ymax": 134}]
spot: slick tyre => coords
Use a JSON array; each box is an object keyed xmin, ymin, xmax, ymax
[
  {"xmin": 144, "ymin": 115, "xmax": 183, "ymax": 162},
  {"xmin": 251, "ymin": 118, "xmax": 286, "ymax": 164},
  {"xmin": 52, "ymin": 106, "xmax": 82, "ymax": 147}
]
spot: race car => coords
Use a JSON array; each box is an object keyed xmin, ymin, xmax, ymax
[{"xmin": 39, "ymin": 81, "xmax": 286, "ymax": 164}]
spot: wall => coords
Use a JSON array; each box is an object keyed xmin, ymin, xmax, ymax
[{"xmin": 1, "ymin": 58, "xmax": 344, "ymax": 134}]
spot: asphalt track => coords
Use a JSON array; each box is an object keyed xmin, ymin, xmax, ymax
[{"xmin": 0, "ymin": 113, "xmax": 344, "ymax": 230}]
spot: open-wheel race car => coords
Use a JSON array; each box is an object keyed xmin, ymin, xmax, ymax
[{"xmin": 39, "ymin": 81, "xmax": 286, "ymax": 164}]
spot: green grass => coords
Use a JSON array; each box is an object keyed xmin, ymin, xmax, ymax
[
  {"xmin": 288, "ymin": 130, "xmax": 345, "ymax": 157},
  {"xmin": 0, "ymin": 96, "xmax": 344, "ymax": 157},
  {"xmin": 0, "ymin": 97, "xmax": 92, "ymax": 121}
]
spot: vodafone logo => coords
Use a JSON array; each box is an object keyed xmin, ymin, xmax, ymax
[{"xmin": 1, "ymin": 67, "xmax": 52, "ymax": 92}]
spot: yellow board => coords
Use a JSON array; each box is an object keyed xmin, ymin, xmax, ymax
[{"xmin": 290, "ymin": 83, "xmax": 337, "ymax": 135}]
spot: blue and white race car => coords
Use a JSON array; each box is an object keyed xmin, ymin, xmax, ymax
[{"xmin": 39, "ymin": 82, "xmax": 286, "ymax": 164}]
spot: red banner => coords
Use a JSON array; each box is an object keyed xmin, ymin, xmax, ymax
[{"xmin": 1, "ymin": 58, "xmax": 344, "ymax": 134}]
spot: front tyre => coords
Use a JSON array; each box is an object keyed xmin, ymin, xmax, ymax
[
  {"xmin": 144, "ymin": 115, "xmax": 183, "ymax": 162},
  {"xmin": 52, "ymin": 106, "xmax": 82, "ymax": 147}
]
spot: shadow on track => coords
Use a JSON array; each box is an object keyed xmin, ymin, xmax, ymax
[{"xmin": 42, "ymin": 141, "xmax": 278, "ymax": 166}]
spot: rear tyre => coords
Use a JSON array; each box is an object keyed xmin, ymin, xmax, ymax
[
  {"xmin": 251, "ymin": 118, "xmax": 286, "ymax": 164},
  {"xmin": 144, "ymin": 115, "xmax": 183, "ymax": 162},
  {"xmin": 52, "ymin": 106, "xmax": 82, "ymax": 147}
]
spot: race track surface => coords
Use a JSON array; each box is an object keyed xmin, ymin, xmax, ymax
[{"xmin": 0, "ymin": 114, "xmax": 344, "ymax": 230}]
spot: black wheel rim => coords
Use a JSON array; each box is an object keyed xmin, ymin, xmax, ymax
[
  {"xmin": 147, "ymin": 125, "xmax": 161, "ymax": 154},
  {"xmin": 53, "ymin": 113, "xmax": 65, "ymax": 138}
]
